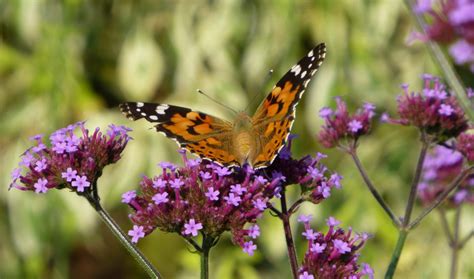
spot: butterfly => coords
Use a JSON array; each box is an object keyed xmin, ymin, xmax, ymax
[{"xmin": 120, "ymin": 43, "xmax": 326, "ymax": 169}]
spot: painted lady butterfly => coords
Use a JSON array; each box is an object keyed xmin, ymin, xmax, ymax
[{"xmin": 120, "ymin": 43, "xmax": 326, "ymax": 169}]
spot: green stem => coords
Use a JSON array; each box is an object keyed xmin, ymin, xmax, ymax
[
  {"xmin": 403, "ymin": 0, "xmax": 474, "ymax": 121},
  {"xmin": 385, "ymin": 136, "xmax": 429, "ymax": 279},
  {"xmin": 280, "ymin": 188, "xmax": 299, "ymax": 279},
  {"xmin": 459, "ymin": 230, "xmax": 474, "ymax": 248},
  {"xmin": 385, "ymin": 230, "xmax": 408, "ymax": 279},
  {"xmin": 90, "ymin": 198, "xmax": 161, "ymax": 278},
  {"xmin": 408, "ymin": 166, "xmax": 473, "ymax": 230},
  {"xmin": 450, "ymin": 206, "xmax": 462, "ymax": 279},
  {"xmin": 200, "ymin": 235, "xmax": 214, "ymax": 279},
  {"xmin": 402, "ymin": 137, "xmax": 429, "ymax": 227},
  {"xmin": 349, "ymin": 149, "xmax": 400, "ymax": 227},
  {"xmin": 438, "ymin": 208, "xmax": 454, "ymax": 245}
]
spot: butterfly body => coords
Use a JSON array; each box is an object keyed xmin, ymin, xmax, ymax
[
  {"xmin": 120, "ymin": 43, "xmax": 326, "ymax": 169},
  {"xmin": 233, "ymin": 123, "xmax": 252, "ymax": 163}
]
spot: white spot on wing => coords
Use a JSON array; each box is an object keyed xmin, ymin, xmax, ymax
[
  {"xmin": 136, "ymin": 108, "xmax": 141, "ymax": 112},
  {"xmin": 149, "ymin": 115, "xmax": 158, "ymax": 121},
  {"xmin": 301, "ymin": 71, "xmax": 307, "ymax": 78},
  {"xmin": 304, "ymin": 79, "xmax": 310, "ymax": 87},
  {"xmin": 308, "ymin": 50, "xmax": 314, "ymax": 57},
  {"xmin": 156, "ymin": 104, "xmax": 169, "ymax": 115},
  {"xmin": 137, "ymin": 102, "xmax": 144, "ymax": 107},
  {"xmin": 291, "ymin": 64, "xmax": 302, "ymax": 76}
]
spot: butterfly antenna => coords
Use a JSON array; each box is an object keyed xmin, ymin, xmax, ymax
[
  {"xmin": 244, "ymin": 69, "xmax": 274, "ymax": 112},
  {"xmin": 197, "ymin": 89, "xmax": 239, "ymax": 115}
]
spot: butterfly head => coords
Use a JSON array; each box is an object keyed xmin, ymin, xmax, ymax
[{"xmin": 233, "ymin": 112, "xmax": 253, "ymax": 131}]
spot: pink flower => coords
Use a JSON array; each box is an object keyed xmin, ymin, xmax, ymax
[
  {"xmin": 243, "ymin": 241, "xmax": 257, "ymax": 256},
  {"xmin": 183, "ymin": 219, "xmax": 203, "ymax": 237},
  {"xmin": 128, "ymin": 225, "xmax": 145, "ymax": 243}
]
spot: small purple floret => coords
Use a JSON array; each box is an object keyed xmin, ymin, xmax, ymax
[
  {"xmin": 243, "ymin": 241, "xmax": 257, "ymax": 256},
  {"xmin": 71, "ymin": 175, "xmax": 91, "ymax": 192},
  {"xmin": 310, "ymin": 243, "xmax": 326, "ymax": 254},
  {"xmin": 205, "ymin": 187, "xmax": 220, "ymax": 201},
  {"xmin": 152, "ymin": 192, "xmax": 169, "ymax": 205},
  {"xmin": 128, "ymin": 225, "xmax": 145, "ymax": 243},
  {"xmin": 333, "ymin": 239, "xmax": 351, "ymax": 254},
  {"xmin": 61, "ymin": 167, "xmax": 78, "ymax": 182},
  {"xmin": 34, "ymin": 158, "xmax": 48, "ymax": 172},
  {"xmin": 183, "ymin": 219, "xmax": 203, "ymax": 237},
  {"xmin": 297, "ymin": 214, "xmax": 313, "ymax": 223},
  {"xmin": 34, "ymin": 178, "xmax": 48, "ymax": 194},
  {"xmin": 122, "ymin": 190, "xmax": 137, "ymax": 203},
  {"xmin": 224, "ymin": 193, "xmax": 242, "ymax": 206}
]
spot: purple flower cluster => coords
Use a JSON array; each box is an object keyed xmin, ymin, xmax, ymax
[
  {"xmin": 414, "ymin": 0, "xmax": 474, "ymax": 71},
  {"xmin": 123, "ymin": 152, "xmax": 280, "ymax": 254},
  {"xmin": 298, "ymin": 216, "xmax": 373, "ymax": 279},
  {"xmin": 265, "ymin": 136, "xmax": 343, "ymax": 203},
  {"xmin": 393, "ymin": 75, "xmax": 468, "ymax": 140},
  {"xmin": 318, "ymin": 98, "xmax": 376, "ymax": 148},
  {"xmin": 10, "ymin": 122, "xmax": 131, "ymax": 194},
  {"xmin": 418, "ymin": 145, "xmax": 474, "ymax": 206}
]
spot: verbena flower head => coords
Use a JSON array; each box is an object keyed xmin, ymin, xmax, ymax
[
  {"xmin": 298, "ymin": 216, "xmax": 374, "ymax": 279},
  {"xmin": 457, "ymin": 130, "xmax": 474, "ymax": 163},
  {"xmin": 10, "ymin": 122, "xmax": 131, "ymax": 194},
  {"xmin": 418, "ymin": 145, "xmax": 474, "ymax": 206},
  {"xmin": 124, "ymin": 136, "xmax": 342, "ymax": 253},
  {"xmin": 124, "ymin": 152, "xmax": 280, "ymax": 254},
  {"xmin": 394, "ymin": 75, "xmax": 468, "ymax": 141},
  {"xmin": 265, "ymin": 136, "xmax": 343, "ymax": 204},
  {"xmin": 414, "ymin": 0, "xmax": 474, "ymax": 71},
  {"xmin": 318, "ymin": 98, "xmax": 376, "ymax": 149}
]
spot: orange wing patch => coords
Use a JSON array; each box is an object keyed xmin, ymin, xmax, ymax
[
  {"xmin": 252, "ymin": 118, "xmax": 293, "ymax": 168},
  {"xmin": 253, "ymin": 82, "xmax": 301, "ymax": 126},
  {"xmin": 187, "ymin": 140, "xmax": 238, "ymax": 166},
  {"xmin": 162, "ymin": 111, "xmax": 218, "ymax": 142}
]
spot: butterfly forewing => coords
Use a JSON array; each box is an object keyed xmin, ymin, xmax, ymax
[
  {"xmin": 251, "ymin": 43, "xmax": 326, "ymax": 168},
  {"xmin": 119, "ymin": 102, "xmax": 240, "ymax": 166}
]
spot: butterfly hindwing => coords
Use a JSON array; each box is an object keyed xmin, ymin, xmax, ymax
[
  {"xmin": 119, "ymin": 102, "xmax": 239, "ymax": 166},
  {"xmin": 251, "ymin": 43, "xmax": 326, "ymax": 168}
]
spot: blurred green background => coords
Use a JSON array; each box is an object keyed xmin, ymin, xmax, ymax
[{"xmin": 1, "ymin": 0, "xmax": 472, "ymax": 278}]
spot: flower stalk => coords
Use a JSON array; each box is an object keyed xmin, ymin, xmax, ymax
[
  {"xmin": 402, "ymin": 135, "xmax": 429, "ymax": 227},
  {"xmin": 84, "ymin": 189, "xmax": 162, "ymax": 278},
  {"xmin": 439, "ymin": 205, "xmax": 474, "ymax": 279},
  {"xmin": 450, "ymin": 206, "xmax": 461, "ymax": 279},
  {"xmin": 408, "ymin": 166, "xmax": 474, "ymax": 230},
  {"xmin": 384, "ymin": 230, "xmax": 408, "ymax": 279},
  {"xmin": 280, "ymin": 189, "xmax": 299, "ymax": 279},
  {"xmin": 349, "ymin": 149, "xmax": 400, "ymax": 227},
  {"xmin": 199, "ymin": 234, "xmax": 216, "ymax": 279},
  {"xmin": 384, "ymin": 136, "xmax": 429, "ymax": 278}
]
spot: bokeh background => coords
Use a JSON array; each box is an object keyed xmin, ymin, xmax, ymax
[{"xmin": 1, "ymin": 0, "xmax": 473, "ymax": 278}]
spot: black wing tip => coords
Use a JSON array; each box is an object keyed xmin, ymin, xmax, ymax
[
  {"xmin": 315, "ymin": 42, "xmax": 326, "ymax": 52},
  {"xmin": 312, "ymin": 43, "xmax": 327, "ymax": 58},
  {"xmin": 119, "ymin": 102, "xmax": 141, "ymax": 121}
]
